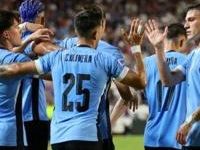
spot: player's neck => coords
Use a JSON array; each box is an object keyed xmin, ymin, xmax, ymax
[{"xmin": 78, "ymin": 38, "xmax": 98, "ymax": 49}]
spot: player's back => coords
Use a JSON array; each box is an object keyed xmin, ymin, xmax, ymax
[
  {"xmin": 144, "ymin": 50, "xmax": 187, "ymax": 149},
  {"xmin": 59, "ymin": 37, "xmax": 124, "ymax": 140},
  {"xmin": 0, "ymin": 48, "xmax": 29, "ymax": 146},
  {"xmin": 40, "ymin": 45, "xmax": 124, "ymax": 144}
]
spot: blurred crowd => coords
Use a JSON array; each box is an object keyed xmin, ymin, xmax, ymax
[
  {"xmin": 0, "ymin": 0, "xmax": 198, "ymax": 55},
  {"xmin": 0, "ymin": 0, "xmax": 198, "ymax": 134}
]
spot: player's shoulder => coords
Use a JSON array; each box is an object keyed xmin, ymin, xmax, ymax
[
  {"xmin": 98, "ymin": 40, "xmax": 116, "ymax": 49},
  {"xmin": 59, "ymin": 36, "xmax": 78, "ymax": 48},
  {"xmin": 98, "ymin": 40, "xmax": 121, "ymax": 53},
  {"xmin": 95, "ymin": 50, "xmax": 113, "ymax": 58}
]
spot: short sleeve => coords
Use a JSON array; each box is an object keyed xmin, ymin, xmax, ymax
[
  {"xmin": 97, "ymin": 53, "xmax": 129, "ymax": 81},
  {"xmin": 34, "ymin": 51, "xmax": 60, "ymax": 74},
  {"xmin": 106, "ymin": 47, "xmax": 125, "ymax": 65}
]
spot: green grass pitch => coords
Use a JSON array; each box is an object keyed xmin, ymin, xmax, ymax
[{"xmin": 113, "ymin": 135, "xmax": 144, "ymax": 150}]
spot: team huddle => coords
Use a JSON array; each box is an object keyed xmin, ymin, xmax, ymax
[{"xmin": 0, "ymin": 0, "xmax": 200, "ymax": 150}]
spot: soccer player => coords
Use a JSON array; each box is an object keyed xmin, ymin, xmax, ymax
[
  {"xmin": 18, "ymin": 0, "xmax": 51, "ymax": 149},
  {"xmin": 0, "ymin": 10, "xmax": 30, "ymax": 150},
  {"xmin": 0, "ymin": 5, "xmax": 146, "ymax": 150},
  {"xmin": 57, "ymin": 17, "xmax": 142, "ymax": 150},
  {"xmin": 144, "ymin": 23, "xmax": 187, "ymax": 150},
  {"xmin": 145, "ymin": 3, "xmax": 200, "ymax": 150}
]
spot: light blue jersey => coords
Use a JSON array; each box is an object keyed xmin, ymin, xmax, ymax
[
  {"xmin": 177, "ymin": 48, "xmax": 200, "ymax": 146},
  {"xmin": 35, "ymin": 46, "xmax": 128, "ymax": 144},
  {"xmin": 21, "ymin": 31, "xmax": 48, "ymax": 121},
  {"xmin": 144, "ymin": 51, "xmax": 187, "ymax": 149},
  {"xmin": 58, "ymin": 37, "xmax": 124, "ymax": 140},
  {"xmin": 0, "ymin": 48, "xmax": 29, "ymax": 146}
]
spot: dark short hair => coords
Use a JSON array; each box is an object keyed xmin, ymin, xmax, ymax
[
  {"xmin": 0, "ymin": 10, "xmax": 18, "ymax": 34},
  {"xmin": 167, "ymin": 23, "xmax": 186, "ymax": 39},
  {"xmin": 74, "ymin": 4, "xmax": 105, "ymax": 39},
  {"xmin": 186, "ymin": 3, "xmax": 200, "ymax": 13}
]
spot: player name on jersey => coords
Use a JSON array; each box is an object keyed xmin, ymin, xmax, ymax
[
  {"xmin": 166, "ymin": 57, "xmax": 177, "ymax": 65},
  {"xmin": 65, "ymin": 54, "xmax": 92, "ymax": 63}
]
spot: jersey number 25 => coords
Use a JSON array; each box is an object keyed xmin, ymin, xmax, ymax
[{"xmin": 62, "ymin": 73, "xmax": 90, "ymax": 112}]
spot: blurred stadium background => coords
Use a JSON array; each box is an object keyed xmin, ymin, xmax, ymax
[{"xmin": 0, "ymin": 0, "xmax": 199, "ymax": 149}]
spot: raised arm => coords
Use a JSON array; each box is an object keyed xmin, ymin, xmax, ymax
[
  {"xmin": 110, "ymin": 19, "xmax": 146, "ymax": 124},
  {"xmin": 119, "ymin": 18, "xmax": 146, "ymax": 89},
  {"xmin": 145, "ymin": 19, "xmax": 184, "ymax": 86}
]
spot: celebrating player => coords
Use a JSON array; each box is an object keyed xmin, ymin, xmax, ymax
[{"xmin": 145, "ymin": 23, "xmax": 187, "ymax": 150}]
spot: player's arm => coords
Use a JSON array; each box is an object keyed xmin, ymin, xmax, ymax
[
  {"xmin": 110, "ymin": 19, "xmax": 144, "ymax": 123},
  {"xmin": 145, "ymin": 19, "xmax": 184, "ymax": 86},
  {"xmin": 110, "ymin": 80, "xmax": 138, "ymax": 125},
  {"xmin": 110, "ymin": 99, "xmax": 127, "ymax": 126},
  {"xmin": 119, "ymin": 69, "xmax": 145, "ymax": 89},
  {"xmin": 0, "ymin": 61, "xmax": 38, "ymax": 77},
  {"xmin": 110, "ymin": 90, "xmax": 138, "ymax": 126},
  {"xmin": 114, "ymin": 80, "xmax": 138, "ymax": 111},
  {"xmin": 12, "ymin": 28, "xmax": 53, "ymax": 53},
  {"xmin": 176, "ymin": 107, "xmax": 200, "ymax": 145},
  {"xmin": 39, "ymin": 73, "xmax": 52, "ymax": 81},
  {"xmin": 111, "ymin": 18, "xmax": 143, "ymax": 112},
  {"xmin": 33, "ymin": 41, "xmax": 60, "ymax": 56},
  {"xmin": 0, "ymin": 62, "xmax": 53, "ymax": 80},
  {"xmin": 0, "ymin": 51, "xmax": 55, "ymax": 77},
  {"xmin": 119, "ymin": 18, "xmax": 146, "ymax": 89}
]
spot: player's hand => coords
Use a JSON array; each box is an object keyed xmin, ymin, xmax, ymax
[
  {"xmin": 176, "ymin": 122, "xmax": 192, "ymax": 145},
  {"xmin": 29, "ymin": 28, "xmax": 54, "ymax": 43},
  {"xmin": 145, "ymin": 19, "xmax": 168, "ymax": 49},
  {"xmin": 26, "ymin": 22, "xmax": 44, "ymax": 32},
  {"xmin": 123, "ymin": 93, "xmax": 138, "ymax": 112},
  {"xmin": 121, "ymin": 18, "xmax": 145, "ymax": 46},
  {"xmin": 19, "ymin": 22, "xmax": 44, "ymax": 33}
]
